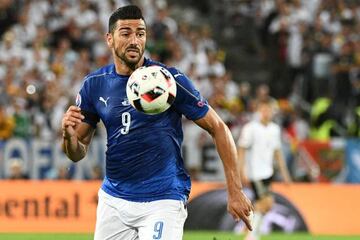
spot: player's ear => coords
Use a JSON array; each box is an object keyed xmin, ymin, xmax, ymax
[{"xmin": 106, "ymin": 32, "xmax": 113, "ymax": 48}]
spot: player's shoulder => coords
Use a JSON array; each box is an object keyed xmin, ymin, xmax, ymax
[
  {"xmin": 269, "ymin": 122, "xmax": 281, "ymax": 132},
  {"xmin": 241, "ymin": 121, "xmax": 256, "ymax": 133},
  {"xmin": 246, "ymin": 120, "xmax": 259, "ymax": 128},
  {"xmin": 145, "ymin": 58, "xmax": 166, "ymax": 68},
  {"xmin": 145, "ymin": 58, "xmax": 186, "ymax": 81},
  {"xmin": 83, "ymin": 64, "xmax": 115, "ymax": 83}
]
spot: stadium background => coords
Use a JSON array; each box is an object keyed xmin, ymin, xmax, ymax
[{"xmin": 0, "ymin": 0, "xmax": 360, "ymax": 239}]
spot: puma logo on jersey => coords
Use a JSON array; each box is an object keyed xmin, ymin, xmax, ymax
[{"xmin": 99, "ymin": 97, "xmax": 109, "ymax": 107}]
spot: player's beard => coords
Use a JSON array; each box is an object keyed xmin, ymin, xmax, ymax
[{"xmin": 114, "ymin": 45, "xmax": 143, "ymax": 71}]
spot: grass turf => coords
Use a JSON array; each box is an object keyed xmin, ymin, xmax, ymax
[{"xmin": 0, "ymin": 232, "xmax": 359, "ymax": 240}]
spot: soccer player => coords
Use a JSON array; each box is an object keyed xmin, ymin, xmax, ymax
[
  {"xmin": 61, "ymin": 5, "xmax": 253, "ymax": 240},
  {"xmin": 237, "ymin": 99, "xmax": 292, "ymax": 240}
]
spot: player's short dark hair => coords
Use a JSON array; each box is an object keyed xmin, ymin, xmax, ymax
[{"xmin": 108, "ymin": 5, "xmax": 145, "ymax": 33}]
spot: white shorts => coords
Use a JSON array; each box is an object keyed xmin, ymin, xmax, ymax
[{"xmin": 94, "ymin": 189, "xmax": 188, "ymax": 240}]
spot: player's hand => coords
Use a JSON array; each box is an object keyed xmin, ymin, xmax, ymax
[
  {"xmin": 227, "ymin": 189, "xmax": 254, "ymax": 231},
  {"xmin": 62, "ymin": 106, "xmax": 84, "ymax": 139}
]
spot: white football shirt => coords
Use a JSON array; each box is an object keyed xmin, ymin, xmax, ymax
[{"xmin": 238, "ymin": 120, "xmax": 281, "ymax": 181}]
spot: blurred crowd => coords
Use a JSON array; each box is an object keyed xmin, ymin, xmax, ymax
[
  {"xmin": 253, "ymin": 0, "xmax": 360, "ymax": 139},
  {"xmin": 0, "ymin": 0, "xmax": 359, "ymax": 180},
  {"xmin": 0, "ymin": 0, "xmax": 234, "ymax": 142}
]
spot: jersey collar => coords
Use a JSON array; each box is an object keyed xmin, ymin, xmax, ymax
[{"xmin": 111, "ymin": 57, "xmax": 150, "ymax": 77}]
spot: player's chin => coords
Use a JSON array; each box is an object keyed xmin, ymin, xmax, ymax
[{"xmin": 125, "ymin": 55, "xmax": 142, "ymax": 65}]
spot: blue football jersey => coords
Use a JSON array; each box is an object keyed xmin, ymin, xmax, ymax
[{"xmin": 76, "ymin": 58, "xmax": 209, "ymax": 202}]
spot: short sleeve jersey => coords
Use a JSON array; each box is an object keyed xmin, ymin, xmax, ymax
[
  {"xmin": 76, "ymin": 58, "xmax": 209, "ymax": 202},
  {"xmin": 238, "ymin": 120, "xmax": 281, "ymax": 181}
]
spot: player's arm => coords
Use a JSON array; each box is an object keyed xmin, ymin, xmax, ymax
[
  {"xmin": 274, "ymin": 149, "xmax": 292, "ymax": 183},
  {"xmin": 61, "ymin": 106, "xmax": 95, "ymax": 162},
  {"xmin": 194, "ymin": 106, "xmax": 253, "ymax": 231},
  {"xmin": 237, "ymin": 146, "xmax": 249, "ymax": 186},
  {"xmin": 237, "ymin": 124, "xmax": 252, "ymax": 186}
]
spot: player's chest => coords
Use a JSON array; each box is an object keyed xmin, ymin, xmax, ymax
[
  {"xmin": 93, "ymin": 80, "xmax": 133, "ymax": 123},
  {"xmin": 93, "ymin": 80, "xmax": 160, "ymax": 127},
  {"xmin": 252, "ymin": 127, "xmax": 277, "ymax": 148}
]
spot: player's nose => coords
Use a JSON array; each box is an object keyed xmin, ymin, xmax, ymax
[{"xmin": 129, "ymin": 33, "xmax": 138, "ymax": 44}]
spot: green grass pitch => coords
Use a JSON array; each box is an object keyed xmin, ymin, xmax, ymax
[{"xmin": 0, "ymin": 232, "xmax": 359, "ymax": 240}]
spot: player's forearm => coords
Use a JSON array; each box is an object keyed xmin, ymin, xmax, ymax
[
  {"xmin": 211, "ymin": 122, "xmax": 243, "ymax": 192},
  {"xmin": 237, "ymin": 147, "xmax": 246, "ymax": 177},
  {"xmin": 62, "ymin": 135, "xmax": 87, "ymax": 162},
  {"xmin": 279, "ymin": 162, "xmax": 292, "ymax": 182},
  {"xmin": 275, "ymin": 150, "xmax": 292, "ymax": 182}
]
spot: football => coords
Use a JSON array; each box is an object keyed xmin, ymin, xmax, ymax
[{"xmin": 126, "ymin": 65, "xmax": 177, "ymax": 115}]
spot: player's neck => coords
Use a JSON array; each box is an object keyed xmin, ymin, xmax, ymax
[
  {"xmin": 114, "ymin": 57, "xmax": 145, "ymax": 76},
  {"xmin": 260, "ymin": 118, "xmax": 270, "ymax": 125}
]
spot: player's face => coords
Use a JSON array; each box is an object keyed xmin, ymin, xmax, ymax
[
  {"xmin": 108, "ymin": 19, "xmax": 146, "ymax": 67},
  {"xmin": 258, "ymin": 104, "xmax": 273, "ymax": 123}
]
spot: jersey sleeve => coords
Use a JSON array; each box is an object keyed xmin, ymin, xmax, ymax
[
  {"xmin": 169, "ymin": 68, "xmax": 209, "ymax": 120},
  {"xmin": 238, "ymin": 123, "xmax": 253, "ymax": 148},
  {"xmin": 76, "ymin": 78, "xmax": 100, "ymax": 128}
]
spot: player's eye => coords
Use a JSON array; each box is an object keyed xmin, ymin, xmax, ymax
[
  {"xmin": 120, "ymin": 32, "xmax": 130, "ymax": 37},
  {"xmin": 137, "ymin": 32, "xmax": 145, "ymax": 38}
]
